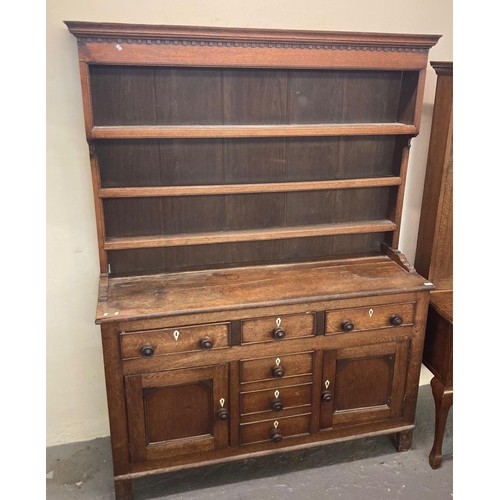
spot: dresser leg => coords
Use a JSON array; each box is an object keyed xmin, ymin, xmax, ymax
[
  {"xmin": 394, "ymin": 429, "xmax": 413, "ymax": 452},
  {"xmin": 114, "ymin": 479, "xmax": 133, "ymax": 500},
  {"xmin": 429, "ymin": 376, "xmax": 453, "ymax": 469}
]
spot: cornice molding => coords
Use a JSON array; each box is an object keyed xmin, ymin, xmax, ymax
[
  {"xmin": 430, "ymin": 61, "xmax": 453, "ymax": 76},
  {"xmin": 64, "ymin": 21, "xmax": 441, "ymax": 53}
]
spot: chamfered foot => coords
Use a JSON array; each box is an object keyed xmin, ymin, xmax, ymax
[
  {"xmin": 394, "ymin": 429, "xmax": 413, "ymax": 452},
  {"xmin": 114, "ymin": 479, "xmax": 133, "ymax": 500}
]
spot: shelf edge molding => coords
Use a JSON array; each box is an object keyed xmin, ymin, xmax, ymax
[
  {"xmin": 100, "ymin": 177, "xmax": 402, "ymax": 198},
  {"xmin": 91, "ymin": 123, "xmax": 417, "ymax": 140},
  {"xmin": 104, "ymin": 220, "xmax": 397, "ymax": 250}
]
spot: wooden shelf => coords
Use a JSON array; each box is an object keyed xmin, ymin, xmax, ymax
[
  {"xmin": 99, "ymin": 177, "xmax": 402, "ymax": 198},
  {"xmin": 91, "ymin": 123, "xmax": 417, "ymax": 140},
  {"xmin": 104, "ymin": 220, "xmax": 397, "ymax": 250}
]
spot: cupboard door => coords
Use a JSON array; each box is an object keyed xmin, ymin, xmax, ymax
[
  {"xmin": 125, "ymin": 364, "xmax": 229, "ymax": 463},
  {"xmin": 320, "ymin": 340, "xmax": 409, "ymax": 429}
]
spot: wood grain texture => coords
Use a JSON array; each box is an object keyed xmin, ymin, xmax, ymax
[
  {"xmin": 103, "ymin": 221, "xmax": 397, "ymax": 250},
  {"xmin": 96, "ymin": 257, "xmax": 432, "ymax": 322},
  {"xmin": 414, "ymin": 65, "xmax": 453, "ymax": 289},
  {"xmin": 65, "ymin": 22, "xmax": 438, "ymax": 497},
  {"xmin": 91, "ymin": 123, "xmax": 417, "ymax": 139}
]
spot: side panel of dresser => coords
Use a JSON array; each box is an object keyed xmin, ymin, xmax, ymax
[{"xmin": 414, "ymin": 61, "xmax": 453, "ymax": 469}]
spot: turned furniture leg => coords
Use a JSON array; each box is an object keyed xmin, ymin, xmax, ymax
[
  {"xmin": 114, "ymin": 479, "xmax": 133, "ymax": 500},
  {"xmin": 429, "ymin": 376, "xmax": 453, "ymax": 469},
  {"xmin": 394, "ymin": 429, "xmax": 413, "ymax": 452}
]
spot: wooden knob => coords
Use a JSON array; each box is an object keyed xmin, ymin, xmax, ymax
[
  {"xmin": 273, "ymin": 327, "xmax": 286, "ymax": 340},
  {"xmin": 341, "ymin": 320, "xmax": 354, "ymax": 332},
  {"xmin": 270, "ymin": 428, "xmax": 283, "ymax": 443},
  {"xmin": 321, "ymin": 390, "xmax": 333, "ymax": 403},
  {"xmin": 272, "ymin": 365, "xmax": 285, "ymax": 378},
  {"xmin": 140, "ymin": 343, "xmax": 155, "ymax": 358},
  {"xmin": 271, "ymin": 398, "xmax": 284, "ymax": 412},
  {"xmin": 390, "ymin": 314, "xmax": 403, "ymax": 327},
  {"xmin": 216, "ymin": 408, "xmax": 229, "ymax": 421},
  {"xmin": 200, "ymin": 338, "xmax": 213, "ymax": 350}
]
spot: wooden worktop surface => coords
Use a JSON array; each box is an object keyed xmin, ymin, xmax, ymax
[{"xmin": 96, "ymin": 256, "xmax": 433, "ymax": 323}]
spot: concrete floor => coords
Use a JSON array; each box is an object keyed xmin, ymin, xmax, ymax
[{"xmin": 46, "ymin": 384, "xmax": 452, "ymax": 500}]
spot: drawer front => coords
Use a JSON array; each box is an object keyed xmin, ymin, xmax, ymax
[
  {"xmin": 242, "ymin": 313, "xmax": 314, "ymax": 344},
  {"xmin": 326, "ymin": 302, "xmax": 415, "ymax": 335},
  {"xmin": 120, "ymin": 323, "xmax": 230, "ymax": 360},
  {"xmin": 240, "ymin": 383, "xmax": 312, "ymax": 415},
  {"xmin": 240, "ymin": 414, "xmax": 311, "ymax": 445},
  {"xmin": 240, "ymin": 352, "xmax": 314, "ymax": 384}
]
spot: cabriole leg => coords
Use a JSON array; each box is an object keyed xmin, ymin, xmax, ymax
[{"xmin": 429, "ymin": 376, "xmax": 453, "ymax": 469}]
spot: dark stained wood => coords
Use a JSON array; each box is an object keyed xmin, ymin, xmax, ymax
[
  {"xmin": 223, "ymin": 69, "xmax": 287, "ymax": 125},
  {"xmin": 288, "ymin": 70, "xmax": 342, "ymax": 123},
  {"xmin": 224, "ymin": 138, "xmax": 286, "ymax": 183},
  {"xmin": 95, "ymin": 139, "xmax": 162, "ymax": 188},
  {"xmin": 66, "ymin": 23, "xmax": 439, "ymax": 499},
  {"xmin": 89, "ymin": 66, "xmax": 156, "ymax": 126},
  {"xmin": 154, "ymin": 67, "xmax": 222, "ymax": 125},
  {"xmin": 341, "ymin": 71, "xmax": 402, "ymax": 123}
]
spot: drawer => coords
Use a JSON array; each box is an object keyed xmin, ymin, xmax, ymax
[
  {"xmin": 240, "ymin": 383, "xmax": 312, "ymax": 415},
  {"xmin": 240, "ymin": 352, "xmax": 314, "ymax": 384},
  {"xmin": 242, "ymin": 313, "xmax": 314, "ymax": 344},
  {"xmin": 120, "ymin": 322, "xmax": 229, "ymax": 360},
  {"xmin": 240, "ymin": 413, "xmax": 311, "ymax": 445},
  {"xmin": 326, "ymin": 302, "xmax": 415, "ymax": 335}
]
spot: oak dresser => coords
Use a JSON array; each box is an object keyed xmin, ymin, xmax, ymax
[{"xmin": 65, "ymin": 22, "xmax": 440, "ymax": 499}]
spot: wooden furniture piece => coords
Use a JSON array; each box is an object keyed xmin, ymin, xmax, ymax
[
  {"xmin": 65, "ymin": 22, "xmax": 440, "ymax": 499},
  {"xmin": 415, "ymin": 61, "xmax": 453, "ymax": 469}
]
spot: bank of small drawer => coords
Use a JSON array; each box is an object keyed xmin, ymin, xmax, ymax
[
  {"xmin": 240, "ymin": 413, "xmax": 311, "ymax": 445},
  {"xmin": 240, "ymin": 352, "xmax": 314, "ymax": 384},
  {"xmin": 326, "ymin": 302, "xmax": 415, "ymax": 335},
  {"xmin": 120, "ymin": 322, "xmax": 229, "ymax": 360},
  {"xmin": 240, "ymin": 383, "xmax": 312, "ymax": 415},
  {"xmin": 241, "ymin": 313, "xmax": 314, "ymax": 344}
]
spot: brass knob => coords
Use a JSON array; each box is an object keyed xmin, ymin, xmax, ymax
[
  {"xmin": 272, "ymin": 365, "xmax": 285, "ymax": 378},
  {"xmin": 270, "ymin": 427, "xmax": 283, "ymax": 443},
  {"xmin": 341, "ymin": 320, "xmax": 354, "ymax": 332},
  {"xmin": 216, "ymin": 407, "xmax": 229, "ymax": 421},
  {"xmin": 140, "ymin": 343, "xmax": 155, "ymax": 358},
  {"xmin": 321, "ymin": 390, "xmax": 333, "ymax": 403},
  {"xmin": 390, "ymin": 314, "xmax": 403, "ymax": 327},
  {"xmin": 200, "ymin": 338, "xmax": 213, "ymax": 350},
  {"xmin": 271, "ymin": 398, "xmax": 284, "ymax": 412},
  {"xmin": 273, "ymin": 327, "xmax": 286, "ymax": 340}
]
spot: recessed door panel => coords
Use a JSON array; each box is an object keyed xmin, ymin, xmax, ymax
[
  {"xmin": 125, "ymin": 364, "xmax": 229, "ymax": 464},
  {"xmin": 320, "ymin": 340, "xmax": 409, "ymax": 428}
]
